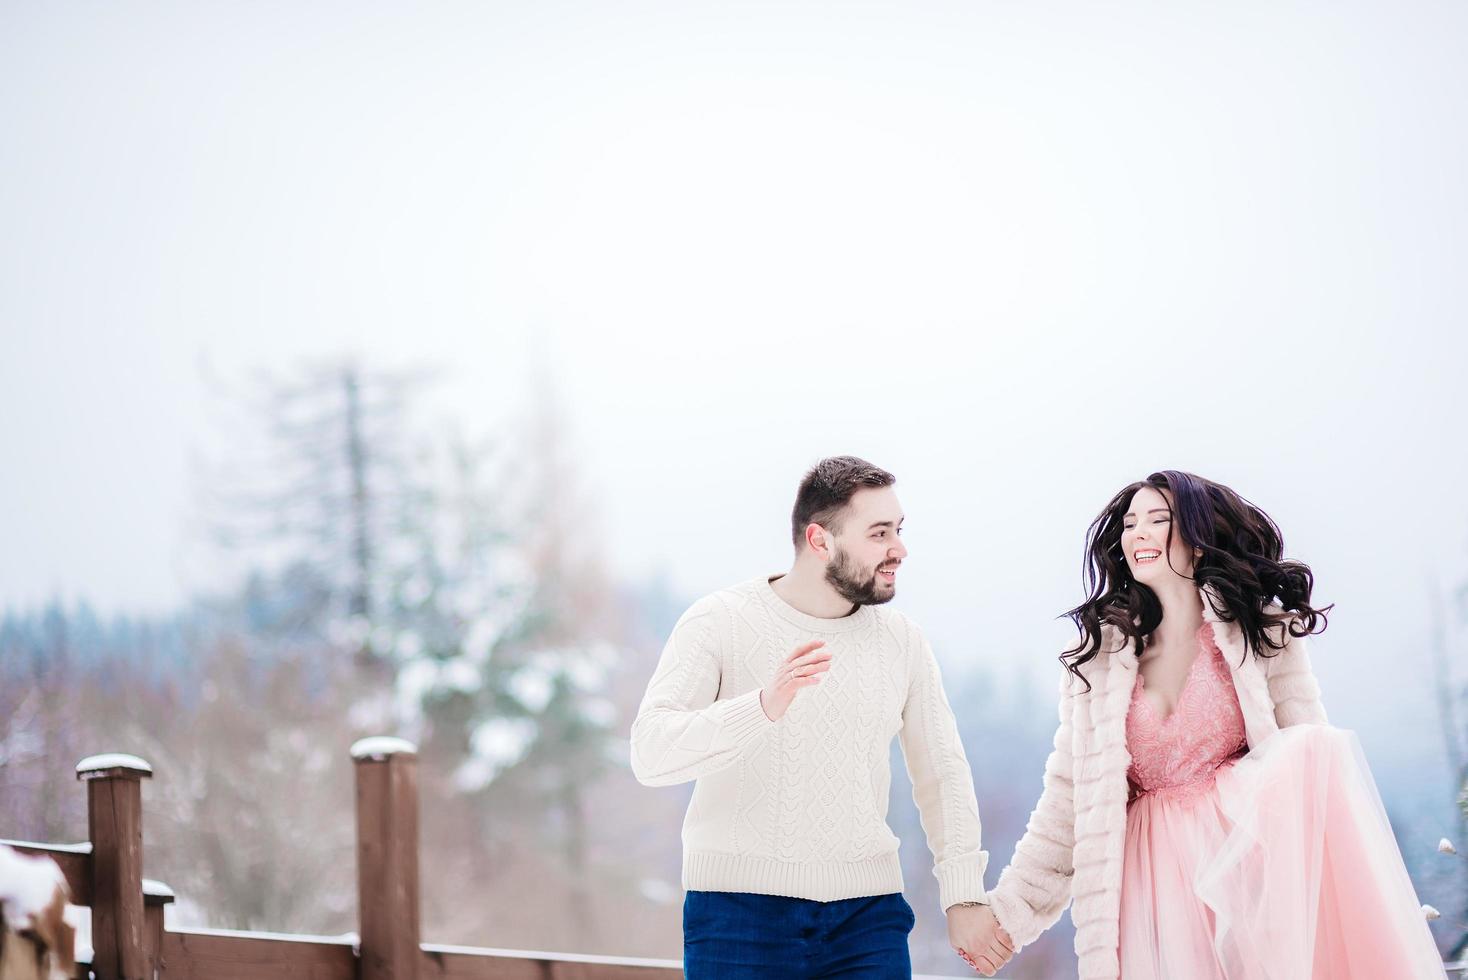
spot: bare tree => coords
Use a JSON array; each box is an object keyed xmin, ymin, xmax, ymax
[{"xmin": 195, "ymin": 358, "xmax": 428, "ymax": 654}]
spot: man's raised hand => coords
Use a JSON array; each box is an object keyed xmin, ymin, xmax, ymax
[{"xmin": 759, "ymin": 641, "xmax": 831, "ymax": 721}]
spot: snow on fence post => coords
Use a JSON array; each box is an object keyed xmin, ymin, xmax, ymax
[
  {"xmin": 77, "ymin": 753, "xmax": 154, "ymax": 980},
  {"xmin": 352, "ymin": 737, "xmax": 422, "ymax": 980}
]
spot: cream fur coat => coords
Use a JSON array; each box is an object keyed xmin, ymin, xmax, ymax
[{"xmin": 987, "ymin": 586, "xmax": 1328, "ymax": 980}]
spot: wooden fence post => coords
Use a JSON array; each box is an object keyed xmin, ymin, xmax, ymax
[
  {"xmin": 352, "ymin": 737, "xmax": 421, "ymax": 980},
  {"xmin": 77, "ymin": 753, "xmax": 152, "ymax": 980},
  {"xmin": 143, "ymin": 880, "xmax": 174, "ymax": 980}
]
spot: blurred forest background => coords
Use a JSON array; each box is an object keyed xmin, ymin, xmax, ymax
[{"xmin": 2, "ymin": 358, "xmax": 1464, "ymax": 977}]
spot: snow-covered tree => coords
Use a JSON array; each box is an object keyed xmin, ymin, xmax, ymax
[{"xmin": 195, "ymin": 358, "xmax": 622, "ymax": 927}]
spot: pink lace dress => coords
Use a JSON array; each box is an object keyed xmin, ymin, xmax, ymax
[{"xmin": 1118, "ymin": 623, "xmax": 1446, "ymax": 979}]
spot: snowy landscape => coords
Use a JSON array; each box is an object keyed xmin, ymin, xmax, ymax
[{"xmin": 4, "ymin": 2, "xmax": 1468, "ymax": 976}]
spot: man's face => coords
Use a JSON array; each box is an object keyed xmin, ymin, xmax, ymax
[{"xmin": 821, "ymin": 486, "xmax": 907, "ymax": 605}]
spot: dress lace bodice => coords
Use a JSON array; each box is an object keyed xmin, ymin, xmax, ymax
[{"xmin": 1126, "ymin": 624, "xmax": 1247, "ymax": 802}]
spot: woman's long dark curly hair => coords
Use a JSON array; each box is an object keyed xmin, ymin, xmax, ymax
[{"xmin": 1061, "ymin": 470, "xmax": 1332, "ymax": 688}]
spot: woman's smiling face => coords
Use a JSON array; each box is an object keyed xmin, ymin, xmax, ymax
[{"xmin": 1120, "ymin": 485, "xmax": 1196, "ymax": 586}]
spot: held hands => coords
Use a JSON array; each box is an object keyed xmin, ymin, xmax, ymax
[
  {"xmin": 759, "ymin": 641, "xmax": 831, "ymax": 721},
  {"xmin": 947, "ymin": 903, "xmax": 1015, "ymax": 977}
]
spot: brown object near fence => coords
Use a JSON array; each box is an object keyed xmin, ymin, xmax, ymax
[{"xmin": 1, "ymin": 741, "xmax": 680, "ymax": 980}]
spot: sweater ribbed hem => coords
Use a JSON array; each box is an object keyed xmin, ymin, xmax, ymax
[{"xmin": 683, "ymin": 850, "xmax": 904, "ymax": 903}]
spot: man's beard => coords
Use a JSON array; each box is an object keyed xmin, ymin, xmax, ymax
[{"xmin": 824, "ymin": 545, "xmax": 896, "ymax": 606}]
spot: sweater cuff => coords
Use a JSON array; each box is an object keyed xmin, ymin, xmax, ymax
[
  {"xmin": 936, "ymin": 853, "xmax": 990, "ymax": 913},
  {"xmin": 719, "ymin": 687, "xmax": 777, "ymax": 746}
]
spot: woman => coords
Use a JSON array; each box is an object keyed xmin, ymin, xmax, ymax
[{"xmin": 985, "ymin": 471, "xmax": 1445, "ymax": 979}]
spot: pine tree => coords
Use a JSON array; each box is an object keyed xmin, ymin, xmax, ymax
[{"xmin": 194, "ymin": 357, "xmax": 621, "ymax": 933}]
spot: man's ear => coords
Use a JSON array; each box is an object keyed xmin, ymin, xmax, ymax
[{"xmin": 805, "ymin": 523, "xmax": 830, "ymax": 559}]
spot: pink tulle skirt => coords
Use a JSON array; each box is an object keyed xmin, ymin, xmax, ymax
[{"xmin": 1118, "ymin": 724, "xmax": 1446, "ymax": 979}]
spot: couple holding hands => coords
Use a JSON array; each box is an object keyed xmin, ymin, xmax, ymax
[{"xmin": 631, "ymin": 457, "xmax": 1444, "ymax": 978}]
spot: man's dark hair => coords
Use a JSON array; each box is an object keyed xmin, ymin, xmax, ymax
[{"xmin": 791, "ymin": 456, "xmax": 897, "ymax": 548}]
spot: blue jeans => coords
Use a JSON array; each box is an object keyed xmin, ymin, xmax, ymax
[{"xmin": 683, "ymin": 890, "xmax": 915, "ymax": 979}]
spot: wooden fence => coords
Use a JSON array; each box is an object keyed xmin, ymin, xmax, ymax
[
  {"xmin": 2, "ymin": 738, "xmax": 682, "ymax": 980},
  {"xmin": 19, "ymin": 742, "xmax": 1449, "ymax": 979}
]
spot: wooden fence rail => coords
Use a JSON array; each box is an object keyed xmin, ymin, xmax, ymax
[
  {"xmin": 11, "ymin": 742, "xmax": 1268, "ymax": 979},
  {"xmin": 2, "ymin": 739, "xmax": 682, "ymax": 980},
  {"xmin": 28, "ymin": 740, "xmax": 1421, "ymax": 979}
]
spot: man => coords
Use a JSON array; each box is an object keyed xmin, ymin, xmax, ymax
[{"xmin": 631, "ymin": 456, "xmax": 1015, "ymax": 977}]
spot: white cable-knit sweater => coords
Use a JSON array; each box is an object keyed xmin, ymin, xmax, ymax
[{"xmin": 630, "ymin": 575, "xmax": 989, "ymax": 913}]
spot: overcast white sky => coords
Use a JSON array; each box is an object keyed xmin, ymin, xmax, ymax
[{"xmin": 3, "ymin": 2, "xmax": 1466, "ymax": 753}]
